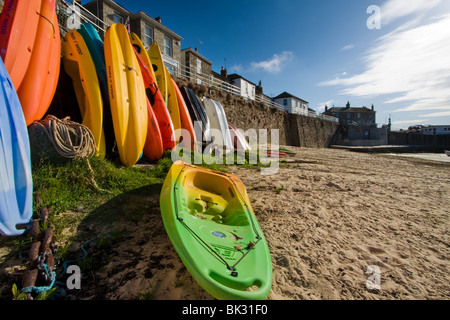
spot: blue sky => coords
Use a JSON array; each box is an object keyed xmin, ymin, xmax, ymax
[{"xmin": 92, "ymin": 0, "xmax": 450, "ymax": 130}]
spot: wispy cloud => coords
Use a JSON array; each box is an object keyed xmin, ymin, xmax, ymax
[
  {"xmin": 320, "ymin": 11, "xmax": 450, "ymax": 115},
  {"xmin": 250, "ymin": 51, "xmax": 294, "ymax": 74},
  {"xmin": 229, "ymin": 64, "xmax": 244, "ymax": 74},
  {"xmin": 380, "ymin": 0, "xmax": 442, "ymax": 25},
  {"xmin": 391, "ymin": 119, "xmax": 430, "ymax": 129},
  {"xmin": 340, "ymin": 44, "xmax": 354, "ymax": 51},
  {"xmin": 392, "ymin": 119, "xmax": 428, "ymax": 125},
  {"xmin": 419, "ymin": 110, "xmax": 450, "ymax": 118}
]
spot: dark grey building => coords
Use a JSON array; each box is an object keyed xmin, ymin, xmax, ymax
[{"xmin": 323, "ymin": 102, "xmax": 376, "ymax": 126}]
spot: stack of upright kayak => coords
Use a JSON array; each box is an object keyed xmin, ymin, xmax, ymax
[
  {"xmin": 130, "ymin": 32, "xmax": 176, "ymax": 152},
  {"xmin": 0, "ymin": 0, "xmax": 224, "ymax": 167},
  {"xmin": 59, "ymin": 22, "xmax": 201, "ymax": 166}
]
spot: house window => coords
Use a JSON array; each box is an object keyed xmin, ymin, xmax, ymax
[
  {"xmin": 357, "ymin": 113, "xmax": 361, "ymax": 119},
  {"xmin": 283, "ymin": 99, "xmax": 287, "ymax": 106},
  {"xmin": 163, "ymin": 36, "xmax": 172, "ymax": 57},
  {"xmin": 196, "ymin": 59, "xmax": 202, "ymax": 74},
  {"xmin": 165, "ymin": 62, "xmax": 176, "ymax": 75},
  {"xmin": 144, "ymin": 25, "xmax": 153, "ymax": 47},
  {"xmin": 113, "ymin": 13, "xmax": 123, "ymax": 24}
]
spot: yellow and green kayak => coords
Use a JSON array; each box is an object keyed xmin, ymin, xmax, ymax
[{"xmin": 160, "ymin": 161, "xmax": 272, "ymax": 300}]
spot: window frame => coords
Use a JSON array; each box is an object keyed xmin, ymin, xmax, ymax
[
  {"xmin": 144, "ymin": 24, "xmax": 154, "ymax": 47},
  {"xmin": 112, "ymin": 13, "xmax": 123, "ymax": 24},
  {"xmin": 163, "ymin": 35, "xmax": 173, "ymax": 57}
]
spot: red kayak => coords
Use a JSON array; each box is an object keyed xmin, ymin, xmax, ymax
[
  {"xmin": 143, "ymin": 97, "xmax": 164, "ymax": 161},
  {"xmin": 133, "ymin": 47, "xmax": 176, "ymax": 150}
]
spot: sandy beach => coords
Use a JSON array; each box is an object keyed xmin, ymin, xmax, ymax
[
  {"xmin": 1, "ymin": 147, "xmax": 449, "ymax": 300},
  {"xmin": 81, "ymin": 147, "xmax": 450, "ymax": 300}
]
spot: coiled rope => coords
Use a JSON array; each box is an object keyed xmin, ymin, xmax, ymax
[
  {"xmin": 34, "ymin": 115, "xmax": 96, "ymax": 160},
  {"xmin": 34, "ymin": 115, "xmax": 110, "ymax": 193}
]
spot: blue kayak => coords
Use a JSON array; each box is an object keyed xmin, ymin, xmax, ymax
[
  {"xmin": 0, "ymin": 57, "xmax": 33, "ymax": 236},
  {"xmin": 77, "ymin": 23, "xmax": 108, "ymax": 101},
  {"xmin": 77, "ymin": 23, "xmax": 115, "ymax": 154}
]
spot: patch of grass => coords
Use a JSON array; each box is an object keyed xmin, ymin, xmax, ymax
[
  {"xmin": 137, "ymin": 286, "xmax": 157, "ymax": 300},
  {"xmin": 273, "ymin": 185, "xmax": 285, "ymax": 194},
  {"xmin": 174, "ymin": 277, "xmax": 185, "ymax": 288}
]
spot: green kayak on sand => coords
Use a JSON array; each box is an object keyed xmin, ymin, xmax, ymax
[{"xmin": 159, "ymin": 161, "xmax": 273, "ymax": 300}]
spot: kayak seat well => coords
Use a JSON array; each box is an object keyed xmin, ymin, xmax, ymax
[{"xmin": 182, "ymin": 171, "xmax": 250, "ymax": 226}]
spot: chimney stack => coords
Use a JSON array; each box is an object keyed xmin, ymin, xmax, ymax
[
  {"xmin": 155, "ymin": 16, "xmax": 161, "ymax": 23},
  {"xmin": 221, "ymin": 67, "xmax": 228, "ymax": 78}
]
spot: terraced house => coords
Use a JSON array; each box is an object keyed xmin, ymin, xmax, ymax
[{"xmin": 83, "ymin": 0, "xmax": 183, "ymax": 75}]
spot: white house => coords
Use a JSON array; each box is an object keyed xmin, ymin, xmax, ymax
[
  {"xmin": 273, "ymin": 92, "xmax": 309, "ymax": 115},
  {"xmin": 228, "ymin": 74, "xmax": 256, "ymax": 101},
  {"xmin": 420, "ymin": 125, "xmax": 450, "ymax": 135}
]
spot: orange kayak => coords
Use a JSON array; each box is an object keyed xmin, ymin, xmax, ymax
[
  {"xmin": 133, "ymin": 47, "xmax": 176, "ymax": 150},
  {"xmin": 15, "ymin": 0, "xmax": 60, "ymax": 125},
  {"xmin": 0, "ymin": 0, "xmax": 41, "ymax": 91},
  {"xmin": 171, "ymin": 78, "xmax": 198, "ymax": 151}
]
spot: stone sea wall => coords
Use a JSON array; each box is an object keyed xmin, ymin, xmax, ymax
[{"xmin": 175, "ymin": 77, "xmax": 339, "ymax": 148}]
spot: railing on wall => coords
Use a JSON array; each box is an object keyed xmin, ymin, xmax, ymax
[
  {"xmin": 178, "ymin": 64, "xmax": 289, "ymax": 112},
  {"xmin": 178, "ymin": 64, "xmax": 241, "ymax": 97},
  {"xmin": 56, "ymin": 0, "xmax": 108, "ymax": 35},
  {"xmin": 254, "ymin": 94, "xmax": 285, "ymax": 111}
]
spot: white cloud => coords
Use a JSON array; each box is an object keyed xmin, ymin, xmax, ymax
[
  {"xmin": 250, "ymin": 51, "xmax": 294, "ymax": 74},
  {"xmin": 340, "ymin": 44, "xmax": 354, "ymax": 51},
  {"xmin": 229, "ymin": 64, "xmax": 244, "ymax": 73},
  {"xmin": 381, "ymin": 0, "xmax": 442, "ymax": 25},
  {"xmin": 320, "ymin": 12, "xmax": 450, "ymax": 115},
  {"xmin": 392, "ymin": 119, "xmax": 428, "ymax": 125},
  {"xmin": 419, "ymin": 111, "xmax": 450, "ymax": 118},
  {"xmin": 317, "ymin": 100, "xmax": 334, "ymax": 113}
]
